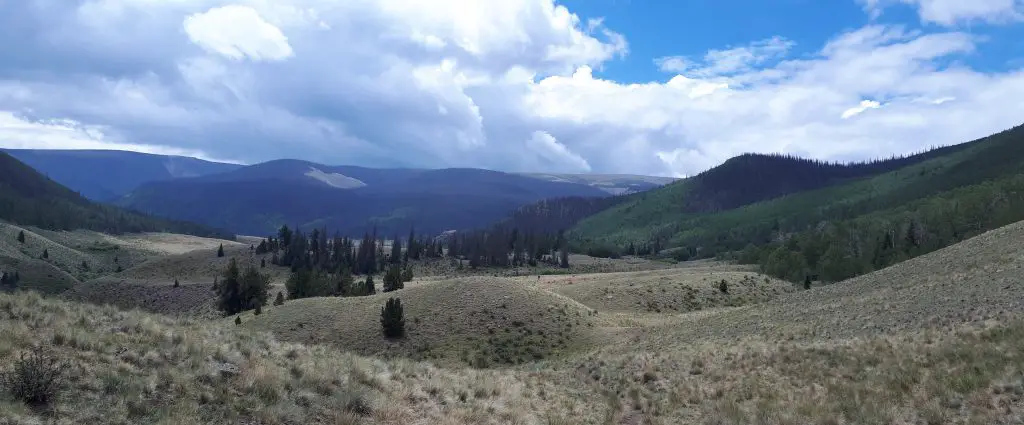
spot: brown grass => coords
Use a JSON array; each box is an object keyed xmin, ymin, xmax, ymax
[
  {"xmin": 5, "ymin": 220, "xmax": 1024, "ymax": 424},
  {"xmin": 242, "ymin": 277, "xmax": 603, "ymax": 368}
]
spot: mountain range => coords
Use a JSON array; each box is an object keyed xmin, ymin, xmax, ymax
[{"xmin": 4, "ymin": 149, "xmax": 675, "ymax": 237}]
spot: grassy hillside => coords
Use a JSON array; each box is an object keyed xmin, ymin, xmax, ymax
[
  {"xmin": 5, "ymin": 219, "xmax": 1024, "ymax": 424},
  {"xmin": 0, "ymin": 152, "xmax": 234, "ymax": 239},
  {"xmin": 573, "ymin": 124, "xmax": 1024, "ymax": 279},
  {"xmin": 243, "ymin": 277, "xmax": 602, "ymax": 368}
]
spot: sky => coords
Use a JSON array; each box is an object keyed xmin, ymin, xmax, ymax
[{"xmin": 0, "ymin": 0, "xmax": 1022, "ymax": 177}]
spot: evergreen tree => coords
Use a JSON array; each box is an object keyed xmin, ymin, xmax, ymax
[
  {"xmin": 804, "ymin": 275, "xmax": 812, "ymax": 290},
  {"xmin": 273, "ymin": 291, "xmax": 285, "ymax": 306},
  {"xmin": 383, "ymin": 265, "xmax": 403, "ymax": 292},
  {"xmin": 380, "ymin": 297, "xmax": 405, "ymax": 338},
  {"xmin": 253, "ymin": 303, "xmax": 262, "ymax": 315},
  {"xmin": 216, "ymin": 258, "xmax": 271, "ymax": 315},
  {"xmin": 80, "ymin": 260, "xmax": 89, "ymax": 271},
  {"xmin": 41, "ymin": 249, "xmax": 48, "ymax": 259},
  {"xmin": 390, "ymin": 235, "xmax": 402, "ymax": 265},
  {"xmin": 336, "ymin": 267, "xmax": 354, "ymax": 296},
  {"xmin": 217, "ymin": 259, "xmax": 243, "ymax": 315},
  {"xmin": 401, "ymin": 265, "xmax": 414, "ymax": 282},
  {"xmin": 173, "ymin": 278, "xmax": 180, "ymax": 288},
  {"xmin": 365, "ymin": 275, "xmax": 376, "ymax": 295},
  {"xmin": 217, "ymin": 244, "xmax": 225, "ymax": 258},
  {"xmin": 16, "ymin": 230, "xmax": 24, "ymax": 243},
  {"xmin": 260, "ymin": 258, "xmax": 266, "ymax": 268},
  {"xmin": 116, "ymin": 265, "xmax": 122, "ymax": 273},
  {"xmin": 719, "ymin": 279, "xmax": 729, "ymax": 294},
  {"xmin": 235, "ymin": 316, "xmax": 241, "ymax": 325}
]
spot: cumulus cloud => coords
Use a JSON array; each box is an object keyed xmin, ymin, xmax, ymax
[
  {"xmin": 862, "ymin": 0, "xmax": 1024, "ymax": 25},
  {"xmin": 0, "ymin": 0, "xmax": 1021, "ymax": 177},
  {"xmin": 184, "ymin": 5, "xmax": 294, "ymax": 61}
]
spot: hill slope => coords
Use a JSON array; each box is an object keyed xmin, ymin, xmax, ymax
[
  {"xmin": 0, "ymin": 152, "xmax": 233, "ymax": 239},
  {"xmin": 117, "ymin": 160, "xmax": 612, "ymax": 236},
  {"xmin": 573, "ymin": 124, "xmax": 1024, "ymax": 277},
  {"xmin": 3, "ymin": 149, "xmax": 241, "ymax": 201}
]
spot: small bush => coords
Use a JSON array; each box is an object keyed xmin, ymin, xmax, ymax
[
  {"xmin": 1, "ymin": 345, "xmax": 68, "ymax": 407},
  {"xmin": 719, "ymin": 279, "xmax": 729, "ymax": 294},
  {"xmin": 234, "ymin": 316, "xmax": 242, "ymax": 325}
]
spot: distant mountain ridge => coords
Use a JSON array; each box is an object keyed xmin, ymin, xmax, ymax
[
  {"xmin": 3, "ymin": 149, "xmax": 242, "ymax": 201},
  {"xmin": 3, "ymin": 149, "xmax": 673, "ymax": 199},
  {"xmin": 0, "ymin": 152, "xmax": 232, "ymax": 239},
  {"xmin": 114, "ymin": 160, "xmax": 624, "ymax": 237}
]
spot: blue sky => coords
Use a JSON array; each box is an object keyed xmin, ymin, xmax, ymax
[{"xmin": 0, "ymin": 0, "xmax": 1022, "ymax": 176}]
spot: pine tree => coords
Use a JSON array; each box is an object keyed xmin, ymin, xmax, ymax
[
  {"xmin": 365, "ymin": 275, "xmax": 376, "ymax": 295},
  {"xmin": 274, "ymin": 291, "xmax": 285, "ymax": 306},
  {"xmin": 173, "ymin": 278, "xmax": 180, "ymax": 288},
  {"xmin": 253, "ymin": 303, "xmax": 262, "ymax": 315},
  {"xmin": 719, "ymin": 279, "xmax": 729, "ymax": 294},
  {"xmin": 16, "ymin": 230, "xmax": 24, "ymax": 244},
  {"xmin": 390, "ymin": 235, "xmax": 402, "ymax": 265},
  {"xmin": 803, "ymin": 275, "xmax": 812, "ymax": 290},
  {"xmin": 383, "ymin": 265, "xmax": 403, "ymax": 292},
  {"xmin": 217, "ymin": 244, "xmax": 225, "ymax": 258},
  {"xmin": 41, "ymin": 249, "xmax": 48, "ymax": 259},
  {"xmin": 336, "ymin": 267, "xmax": 354, "ymax": 296},
  {"xmin": 234, "ymin": 316, "xmax": 242, "ymax": 325},
  {"xmin": 116, "ymin": 265, "xmax": 122, "ymax": 273},
  {"xmin": 380, "ymin": 297, "xmax": 405, "ymax": 338},
  {"xmin": 401, "ymin": 265, "xmax": 414, "ymax": 282},
  {"xmin": 80, "ymin": 260, "xmax": 89, "ymax": 271},
  {"xmin": 260, "ymin": 258, "xmax": 266, "ymax": 268},
  {"xmin": 217, "ymin": 259, "xmax": 243, "ymax": 315}
]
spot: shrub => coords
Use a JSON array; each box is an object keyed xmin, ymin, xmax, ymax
[
  {"xmin": 1, "ymin": 345, "xmax": 67, "ymax": 407},
  {"xmin": 234, "ymin": 316, "xmax": 241, "ymax": 325},
  {"xmin": 260, "ymin": 258, "xmax": 266, "ymax": 268},
  {"xmin": 380, "ymin": 297, "xmax": 405, "ymax": 338},
  {"xmin": 273, "ymin": 291, "xmax": 284, "ymax": 306},
  {"xmin": 401, "ymin": 266, "xmax": 414, "ymax": 283},
  {"xmin": 253, "ymin": 304, "xmax": 262, "ymax": 316},
  {"xmin": 719, "ymin": 279, "xmax": 729, "ymax": 294}
]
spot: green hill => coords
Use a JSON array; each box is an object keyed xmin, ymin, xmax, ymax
[
  {"xmin": 572, "ymin": 124, "xmax": 1024, "ymax": 281},
  {"xmin": 0, "ymin": 152, "xmax": 233, "ymax": 239}
]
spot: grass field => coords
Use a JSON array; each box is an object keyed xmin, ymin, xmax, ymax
[{"xmin": 3, "ymin": 220, "xmax": 1024, "ymax": 424}]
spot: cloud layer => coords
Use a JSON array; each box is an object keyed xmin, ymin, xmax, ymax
[{"xmin": 0, "ymin": 0, "xmax": 1021, "ymax": 176}]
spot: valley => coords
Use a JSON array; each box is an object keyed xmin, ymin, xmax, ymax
[{"xmin": 2, "ymin": 127, "xmax": 1024, "ymax": 424}]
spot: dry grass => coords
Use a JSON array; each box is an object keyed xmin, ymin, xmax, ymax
[
  {"xmin": 5, "ymin": 220, "xmax": 1024, "ymax": 424},
  {"xmin": 527, "ymin": 264, "xmax": 794, "ymax": 314},
  {"xmin": 243, "ymin": 277, "xmax": 603, "ymax": 368},
  {"xmin": 0, "ymin": 290, "xmax": 605, "ymax": 425},
  {"xmin": 409, "ymin": 254, "xmax": 673, "ymax": 280}
]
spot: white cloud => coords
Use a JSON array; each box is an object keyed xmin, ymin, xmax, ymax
[
  {"xmin": 842, "ymin": 100, "xmax": 883, "ymax": 119},
  {"xmin": 861, "ymin": 0, "xmax": 1024, "ymax": 25},
  {"xmin": 525, "ymin": 130, "xmax": 591, "ymax": 172},
  {"xmin": 184, "ymin": 5, "xmax": 294, "ymax": 61},
  {"xmin": 0, "ymin": 0, "xmax": 1021, "ymax": 177}
]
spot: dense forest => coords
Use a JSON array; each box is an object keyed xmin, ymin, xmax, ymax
[
  {"xmin": 0, "ymin": 152, "xmax": 234, "ymax": 239},
  {"xmin": 573, "ymin": 123, "xmax": 1024, "ymax": 283}
]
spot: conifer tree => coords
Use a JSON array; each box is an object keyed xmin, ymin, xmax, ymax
[
  {"xmin": 235, "ymin": 316, "xmax": 241, "ymax": 325},
  {"xmin": 804, "ymin": 275, "xmax": 812, "ymax": 290},
  {"xmin": 383, "ymin": 265, "xmax": 403, "ymax": 292},
  {"xmin": 365, "ymin": 275, "xmax": 376, "ymax": 295},
  {"xmin": 260, "ymin": 258, "xmax": 266, "ymax": 268},
  {"xmin": 336, "ymin": 267, "xmax": 354, "ymax": 296},
  {"xmin": 274, "ymin": 291, "xmax": 285, "ymax": 306},
  {"xmin": 173, "ymin": 278, "xmax": 180, "ymax": 288},
  {"xmin": 41, "ymin": 249, "xmax": 48, "ymax": 259},
  {"xmin": 16, "ymin": 230, "xmax": 24, "ymax": 244},
  {"xmin": 217, "ymin": 244, "xmax": 225, "ymax": 258},
  {"xmin": 380, "ymin": 297, "xmax": 405, "ymax": 338}
]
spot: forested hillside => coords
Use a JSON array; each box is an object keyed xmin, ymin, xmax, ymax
[
  {"xmin": 0, "ymin": 152, "xmax": 234, "ymax": 239},
  {"xmin": 572, "ymin": 124, "xmax": 1024, "ymax": 281}
]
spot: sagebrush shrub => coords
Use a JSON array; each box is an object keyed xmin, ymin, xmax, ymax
[{"xmin": 1, "ymin": 345, "xmax": 67, "ymax": 406}]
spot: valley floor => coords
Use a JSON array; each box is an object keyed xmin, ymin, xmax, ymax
[{"xmin": 3, "ymin": 221, "xmax": 1024, "ymax": 424}]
